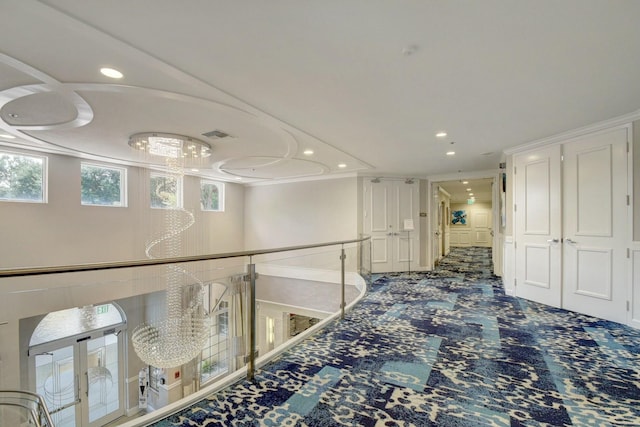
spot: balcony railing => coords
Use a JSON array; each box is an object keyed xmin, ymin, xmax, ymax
[
  {"xmin": 0, "ymin": 236, "xmax": 371, "ymax": 427},
  {"xmin": 0, "ymin": 390, "xmax": 55, "ymax": 427}
]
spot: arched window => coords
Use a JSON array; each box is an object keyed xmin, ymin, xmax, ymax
[
  {"xmin": 200, "ymin": 180, "xmax": 224, "ymax": 212},
  {"xmin": 30, "ymin": 303, "xmax": 125, "ymax": 346}
]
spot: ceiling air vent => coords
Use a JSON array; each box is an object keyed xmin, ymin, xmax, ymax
[{"xmin": 202, "ymin": 129, "xmax": 232, "ymax": 140}]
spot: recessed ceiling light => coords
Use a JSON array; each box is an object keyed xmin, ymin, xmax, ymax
[
  {"xmin": 338, "ymin": 163, "xmax": 347, "ymax": 168},
  {"xmin": 235, "ymin": 177, "xmax": 242, "ymax": 180},
  {"xmin": 446, "ymin": 151, "xmax": 455, "ymax": 156},
  {"xmin": 466, "ymin": 188, "xmax": 472, "ymax": 191},
  {"xmin": 469, "ymin": 193, "xmax": 474, "ymax": 196},
  {"xmin": 436, "ymin": 132, "xmax": 447, "ymax": 138},
  {"xmin": 303, "ymin": 149, "xmax": 314, "ymax": 156},
  {"xmin": 191, "ymin": 168, "xmax": 199, "ymax": 172},
  {"xmin": 462, "ymin": 181, "xmax": 469, "ymax": 184},
  {"xmin": 100, "ymin": 67, "xmax": 123, "ymax": 79},
  {"xmin": 0, "ymin": 133, "xmax": 16, "ymax": 139}
]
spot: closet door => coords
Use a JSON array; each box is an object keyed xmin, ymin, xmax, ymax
[
  {"xmin": 514, "ymin": 145, "xmax": 562, "ymax": 307},
  {"xmin": 562, "ymin": 127, "xmax": 628, "ymax": 323}
]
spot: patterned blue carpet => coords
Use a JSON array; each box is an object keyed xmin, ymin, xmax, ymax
[{"xmin": 151, "ymin": 247, "xmax": 640, "ymax": 426}]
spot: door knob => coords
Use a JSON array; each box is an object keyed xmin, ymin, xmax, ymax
[
  {"xmin": 547, "ymin": 238, "xmax": 559, "ymax": 243},
  {"xmin": 566, "ymin": 238, "xmax": 578, "ymax": 244}
]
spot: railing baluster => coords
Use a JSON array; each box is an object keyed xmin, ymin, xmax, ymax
[
  {"xmin": 341, "ymin": 245, "xmax": 346, "ymax": 320},
  {"xmin": 247, "ymin": 260, "xmax": 256, "ymax": 381}
]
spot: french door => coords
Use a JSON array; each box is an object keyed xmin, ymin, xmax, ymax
[
  {"xmin": 514, "ymin": 126, "xmax": 629, "ymax": 323},
  {"xmin": 363, "ymin": 179, "xmax": 419, "ymax": 273},
  {"xmin": 30, "ymin": 330, "xmax": 124, "ymax": 427}
]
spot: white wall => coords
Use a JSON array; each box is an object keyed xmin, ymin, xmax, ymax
[
  {"xmin": 243, "ymin": 177, "xmax": 359, "ymax": 250},
  {"xmin": 0, "ymin": 150, "xmax": 245, "ymax": 268}
]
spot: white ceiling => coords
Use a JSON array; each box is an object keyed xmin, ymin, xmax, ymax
[{"xmin": 1, "ymin": 0, "xmax": 640, "ymax": 183}]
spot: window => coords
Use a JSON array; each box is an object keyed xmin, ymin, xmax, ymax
[
  {"xmin": 201, "ymin": 285, "xmax": 229, "ymax": 384},
  {"xmin": 200, "ymin": 180, "xmax": 224, "ymax": 211},
  {"xmin": 150, "ymin": 173, "xmax": 181, "ymax": 209},
  {"xmin": 0, "ymin": 151, "xmax": 46, "ymax": 202},
  {"xmin": 81, "ymin": 163, "xmax": 126, "ymax": 206}
]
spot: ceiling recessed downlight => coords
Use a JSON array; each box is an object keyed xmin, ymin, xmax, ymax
[
  {"xmin": 0, "ymin": 133, "xmax": 16, "ymax": 139},
  {"xmin": 436, "ymin": 132, "xmax": 447, "ymax": 138},
  {"xmin": 338, "ymin": 163, "xmax": 347, "ymax": 168},
  {"xmin": 466, "ymin": 188, "xmax": 472, "ymax": 191},
  {"xmin": 446, "ymin": 151, "xmax": 455, "ymax": 156},
  {"xmin": 100, "ymin": 67, "xmax": 123, "ymax": 79},
  {"xmin": 462, "ymin": 181, "xmax": 469, "ymax": 184},
  {"xmin": 303, "ymin": 149, "xmax": 314, "ymax": 156}
]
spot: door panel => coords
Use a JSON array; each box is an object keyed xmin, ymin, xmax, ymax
[
  {"xmin": 562, "ymin": 127, "xmax": 627, "ymax": 323},
  {"xmin": 524, "ymin": 244, "xmax": 551, "ymax": 288},
  {"xmin": 574, "ymin": 247, "xmax": 612, "ymax": 299},
  {"xmin": 371, "ymin": 236, "xmax": 391, "ymax": 270},
  {"xmin": 35, "ymin": 346, "xmax": 79, "ymax": 427},
  {"xmin": 515, "ymin": 145, "xmax": 562, "ymax": 307},
  {"xmin": 87, "ymin": 335, "xmax": 121, "ymax": 426},
  {"xmin": 370, "ymin": 185, "xmax": 389, "ymax": 232}
]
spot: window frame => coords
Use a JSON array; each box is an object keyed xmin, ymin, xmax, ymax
[
  {"xmin": 80, "ymin": 162, "xmax": 127, "ymax": 207},
  {"xmin": 150, "ymin": 172, "xmax": 183, "ymax": 209},
  {"xmin": 0, "ymin": 149, "xmax": 47, "ymax": 204},
  {"xmin": 200, "ymin": 179, "xmax": 224, "ymax": 212}
]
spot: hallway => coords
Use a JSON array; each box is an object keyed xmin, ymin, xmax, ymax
[{"xmin": 151, "ymin": 247, "xmax": 640, "ymax": 426}]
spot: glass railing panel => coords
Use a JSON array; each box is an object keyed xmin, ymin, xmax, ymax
[
  {"xmin": 0, "ymin": 257, "xmax": 248, "ymax": 426},
  {"xmin": 0, "ymin": 236, "xmax": 371, "ymax": 426}
]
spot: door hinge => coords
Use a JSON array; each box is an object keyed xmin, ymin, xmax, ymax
[
  {"xmin": 561, "ymin": 155, "xmax": 564, "ymax": 161},
  {"xmin": 627, "ymin": 195, "xmax": 630, "ymax": 206},
  {"xmin": 627, "ymin": 301, "xmax": 630, "ymax": 312},
  {"xmin": 514, "ymin": 241, "xmax": 517, "ymax": 249},
  {"xmin": 514, "ymin": 166, "xmax": 517, "ymax": 174},
  {"xmin": 627, "ymin": 141, "xmax": 630, "ymax": 153},
  {"xmin": 514, "ymin": 278, "xmax": 517, "ymax": 287},
  {"xmin": 514, "ymin": 204, "xmax": 517, "ymax": 212}
]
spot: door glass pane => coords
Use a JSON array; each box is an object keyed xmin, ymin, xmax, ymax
[
  {"xmin": 35, "ymin": 346, "xmax": 77, "ymax": 427},
  {"xmin": 87, "ymin": 335, "xmax": 120, "ymax": 423}
]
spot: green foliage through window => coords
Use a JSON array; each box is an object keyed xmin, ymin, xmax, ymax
[
  {"xmin": 81, "ymin": 163, "xmax": 124, "ymax": 206},
  {"xmin": 0, "ymin": 152, "xmax": 44, "ymax": 202},
  {"xmin": 200, "ymin": 181, "xmax": 223, "ymax": 211},
  {"xmin": 151, "ymin": 173, "xmax": 180, "ymax": 208}
]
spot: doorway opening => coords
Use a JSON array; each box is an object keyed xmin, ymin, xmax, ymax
[{"xmin": 431, "ymin": 176, "xmax": 500, "ymax": 274}]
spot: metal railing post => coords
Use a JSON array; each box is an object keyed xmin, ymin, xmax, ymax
[
  {"xmin": 340, "ymin": 245, "xmax": 346, "ymax": 320},
  {"xmin": 247, "ymin": 260, "xmax": 256, "ymax": 381}
]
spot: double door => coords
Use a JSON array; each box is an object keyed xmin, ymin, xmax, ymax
[
  {"xmin": 514, "ymin": 126, "xmax": 629, "ymax": 323},
  {"xmin": 30, "ymin": 330, "xmax": 124, "ymax": 427},
  {"xmin": 363, "ymin": 179, "xmax": 419, "ymax": 273}
]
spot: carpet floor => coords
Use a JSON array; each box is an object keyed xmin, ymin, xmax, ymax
[{"xmin": 151, "ymin": 246, "xmax": 640, "ymax": 426}]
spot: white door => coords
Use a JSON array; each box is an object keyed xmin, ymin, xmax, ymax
[
  {"xmin": 363, "ymin": 179, "xmax": 419, "ymax": 273},
  {"xmin": 514, "ymin": 145, "xmax": 563, "ymax": 307},
  {"xmin": 562, "ymin": 127, "xmax": 628, "ymax": 323},
  {"xmin": 471, "ymin": 207, "xmax": 492, "ymax": 247}
]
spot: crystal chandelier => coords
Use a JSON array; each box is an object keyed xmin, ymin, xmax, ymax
[
  {"xmin": 130, "ymin": 133, "xmax": 209, "ymax": 368},
  {"xmin": 128, "ymin": 132, "xmax": 211, "ymax": 159}
]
